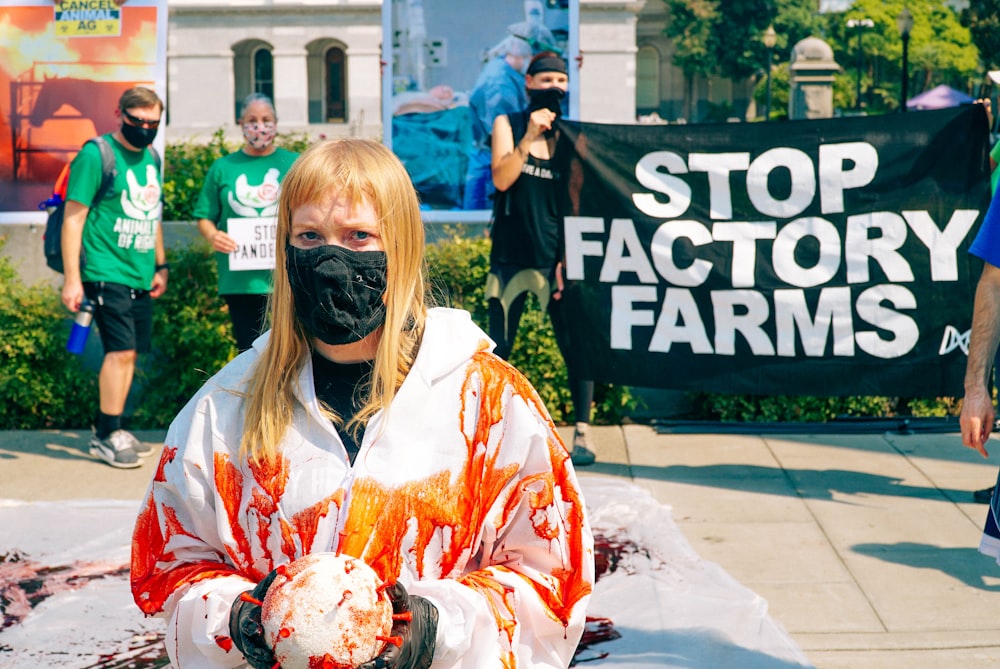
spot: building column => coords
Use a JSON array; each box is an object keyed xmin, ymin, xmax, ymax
[
  {"xmin": 579, "ymin": 0, "xmax": 647, "ymax": 123},
  {"xmin": 272, "ymin": 47, "xmax": 309, "ymax": 127}
]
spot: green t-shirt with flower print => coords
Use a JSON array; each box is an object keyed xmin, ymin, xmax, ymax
[
  {"xmin": 193, "ymin": 148, "xmax": 299, "ymax": 295},
  {"xmin": 65, "ymin": 134, "xmax": 162, "ymax": 290}
]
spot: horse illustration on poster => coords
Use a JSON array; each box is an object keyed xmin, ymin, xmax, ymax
[{"xmin": 12, "ymin": 75, "xmax": 140, "ymax": 182}]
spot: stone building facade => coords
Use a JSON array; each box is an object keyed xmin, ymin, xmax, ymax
[{"xmin": 163, "ymin": 0, "xmax": 755, "ymax": 142}]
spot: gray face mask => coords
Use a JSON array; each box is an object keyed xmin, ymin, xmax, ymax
[{"xmin": 286, "ymin": 244, "xmax": 387, "ymax": 346}]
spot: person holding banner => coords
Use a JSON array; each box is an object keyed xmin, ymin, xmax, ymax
[
  {"xmin": 487, "ymin": 51, "xmax": 596, "ymax": 467},
  {"xmin": 131, "ymin": 137, "xmax": 593, "ymax": 669},
  {"xmin": 194, "ymin": 93, "xmax": 299, "ymax": 351}
]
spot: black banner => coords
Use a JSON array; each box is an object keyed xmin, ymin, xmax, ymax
[{"xmin": 556, "ymin": 105, "xmax": 991, "ymax": 397}]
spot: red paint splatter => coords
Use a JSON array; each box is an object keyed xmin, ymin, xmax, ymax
[{"xmin": 308, "ymin": 653, "xmax": 351, "ymax": 669}]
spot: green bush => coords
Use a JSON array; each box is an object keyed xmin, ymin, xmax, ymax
[
  {"xmin": 0, "ymin": 238, "xmax": 98, "ymax": 428},
  {"xmin": 130, "ymin": 242, "xmax": 238, "ymax": 428},
  {"xmin": 685, "ymin": 392, "xmax": 895, "ymax": 423}
]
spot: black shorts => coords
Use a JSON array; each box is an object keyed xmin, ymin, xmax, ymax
[{"xmin": 83, "ymin": 281, "xmax": 153, "ymax": 354}]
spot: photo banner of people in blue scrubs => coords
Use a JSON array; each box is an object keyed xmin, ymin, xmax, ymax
[
  {"xmin": 554, "ymin": 104, "xmax": 991, "ymax": 397},
  {"xmin": 382, "ymin": 0, "xmax": 578, "ymax": 216}
]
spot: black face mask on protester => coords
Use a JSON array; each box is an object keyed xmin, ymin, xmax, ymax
[
  {"xmin": 528, "ymin": 87, "xmax": 565, "ymax": 117},
  {"xmin": 120, "ymin": 122, "xmax": 158, "ymax": 149},
  {"xmin": 286, "ymin": 244, "xmax": 388, "ymax": 346}
]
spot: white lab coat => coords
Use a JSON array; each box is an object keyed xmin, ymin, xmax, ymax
[{"xmin": 131, "ymin": 307, "xmax": 594, "ymax": 668}]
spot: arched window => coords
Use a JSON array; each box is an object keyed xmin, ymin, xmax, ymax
[
  {"xmin": 307, "ymin": 39, "xmax": 348, "ymax": 124},
  {"xmin": 325, "ymin": 47, "xmax": 346, "ymax": 122},
  {"xmin": 253, "ymin": 48, "xmax": 274, "ymax": 99},
  {"xmin": 233, "ymin": 39, "xmax": 274, "ymax": 121},
  {"xmin": 637, "ymin": 45, "xmax": 661, "ymax": 112}
]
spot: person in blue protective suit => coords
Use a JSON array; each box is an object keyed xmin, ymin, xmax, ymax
[{"xmin": 463, "ymin": 21, "xmax": 557, "ymax": 211}]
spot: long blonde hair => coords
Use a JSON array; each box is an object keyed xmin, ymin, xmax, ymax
[{"xmin": 240, "ymin": 138, "xmax": 427, "ymax": 462}]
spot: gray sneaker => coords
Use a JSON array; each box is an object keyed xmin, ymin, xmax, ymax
[
  {"xmin": 89, "ymin": 430, "xmax": 142, "ymax": 469},
  {"xmin": 119, "ymin": 429, "xmax": 154, "ymax": 457}
]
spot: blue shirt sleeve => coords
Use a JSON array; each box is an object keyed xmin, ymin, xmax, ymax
[{"xmin": 970, "ymin": 189, "xmax": 1000, "ymax": 267}]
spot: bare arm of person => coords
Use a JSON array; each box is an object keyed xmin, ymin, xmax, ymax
[
  {"xmin": 960, "ymin": 261, "xmax": 1000, "ymax": 457},
  {"xmin": 490, "ymin": 109, "xmax": 556, "ymax": 192},
  {"xmin": 151, "ymin": 222, "xmax": 169, "ymax": 298},
  {"xmin": 61, "ymin": 200, "xmax": 88, "ymax": 312},
  {"xmin": 197, "ymin": 218, "xmax": 238, "ymax": 253}
]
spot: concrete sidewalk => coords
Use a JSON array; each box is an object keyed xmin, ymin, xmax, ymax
[
  {"xmin": 575, "ymin": 424, "xmax": 1000, "ymax": 669},
  {"xmin": 3, "ymin": 425, "xmax": 1000, "ymax": 668}
]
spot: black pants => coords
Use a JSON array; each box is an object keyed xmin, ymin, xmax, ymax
[
  {"xmin": 223, "ymin": 293, "xmax": 269, "ymax": 352},
  {"xmin": 488, "ymin": 293, "xmax": 594, "ymax": 425}
]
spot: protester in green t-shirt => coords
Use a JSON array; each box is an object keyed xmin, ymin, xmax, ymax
[
  {"xmin": 193, "ymin": 93, "xmax": 299, "ymax": 351},
  {"xmin": 61, "ymin": 86, "xmax": 167, "ymax": 470}
]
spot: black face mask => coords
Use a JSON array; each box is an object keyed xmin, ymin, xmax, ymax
[
  {"xmin": 286, "ymin": 244, "xmax": 387, "ymax": 346},
  {"xmin": 121, "ymin": 122, "xmax": 158, "ymax": 149},
  {"xmin": 528, "ymin": 87, "xmax": 565, "ymax": 117}
]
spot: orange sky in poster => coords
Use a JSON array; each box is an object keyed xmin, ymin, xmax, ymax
[
  {"xmin": 2, "ymin": 6, "xmax": 157, "ymax": 79},
  {"xmin": 0, "ymin": 5, "xmax": 158, "ymax": 190}
]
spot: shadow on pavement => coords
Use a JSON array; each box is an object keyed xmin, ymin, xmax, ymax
[
  {"xmin": 628, "ymin": 463, "xmax": 973, "ymax": 503},
  {"xmin": 851, "ymin": 542, "xmax": 1000, "ymax": 592},
  {"xmin": 588, "ymin": 625, "xmax": 812, "ymax": 668}
]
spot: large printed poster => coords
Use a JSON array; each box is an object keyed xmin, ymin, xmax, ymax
[
  {"xmin": 382, "ymin": 0, "xmax": 577, "ymax": 216},
  {"xmin": 0, "ymin": 0, "xmax": 167, "ymax": 224}
]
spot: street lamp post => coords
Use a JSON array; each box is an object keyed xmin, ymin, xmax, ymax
[
  {"xmin": 847, "ymin": 18, "xmax": 874, "ymax": 111},
  {"xmin": 763, "ymin": 24, "xmax": 777, "ymax": 121},
  {"xmin": 897, "ymin": 8, "xmax": 913, "ymax": 112}
]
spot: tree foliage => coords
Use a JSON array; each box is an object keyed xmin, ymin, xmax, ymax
[
  {"xmin": 961, "ymin": 0, "xmax": 1000, "ymax": 72},
  {"xmin": 663, "ymin": 0, "xmax": 983, "ymax": 119},
  {"xmin": 663, "ymin": 0, "xmax": 823, "ymax": 119},
  {"xmin": 663, "ymin": 0, "xmax": 719, "ymax": 81},
  {"xmin": 823, "ymin": 0, "xmax": 980, "ymax": 112}
]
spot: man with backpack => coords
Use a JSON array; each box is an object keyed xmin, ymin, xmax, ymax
[{"xmin": 60, "ymin": 86, "xmax": 168, "ymax": 469}]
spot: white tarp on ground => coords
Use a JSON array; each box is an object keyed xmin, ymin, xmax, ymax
[{"xmin": 0, "ymin": 477, "xmax": 813, "ymax": 669}]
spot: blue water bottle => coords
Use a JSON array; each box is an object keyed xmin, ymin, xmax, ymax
[{"xmin": 67, "ymin": 299, "xmax": 95, "ymax": 355}]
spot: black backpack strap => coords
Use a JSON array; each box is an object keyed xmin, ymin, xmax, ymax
[
  {"xmin": 88, "ymin": 136, "xmax": 118, "ymax": 210},
  {"xmin": 149, "ymin": 144, "xmax": 161, "ymax": 169}
]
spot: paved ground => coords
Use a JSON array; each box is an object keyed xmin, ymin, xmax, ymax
[{"xmin": 3, "ymin": 424, "xmax": 1000, "ymax": 668}]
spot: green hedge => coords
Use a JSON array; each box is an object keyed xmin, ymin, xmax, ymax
[
  {"xmin": 0, "ymin": 239, "xmax": 98, "ymax": 428},
  {"xmin": 129, "ymin": 241, "xmax": 237, "ymax": 428}
]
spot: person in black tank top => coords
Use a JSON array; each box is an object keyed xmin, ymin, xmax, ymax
[{"xmin": 486, "ymin": 52, "xmax": 596, "ymax": 467}]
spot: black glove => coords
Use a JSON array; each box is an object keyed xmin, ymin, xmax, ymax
[
  {"xmin": 358, "ymin": 581, "xmax": 438, "ymax": 669},
  {"xmin": 228, "ymin": 569, "xmax": 279, "ymax": 669}
]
